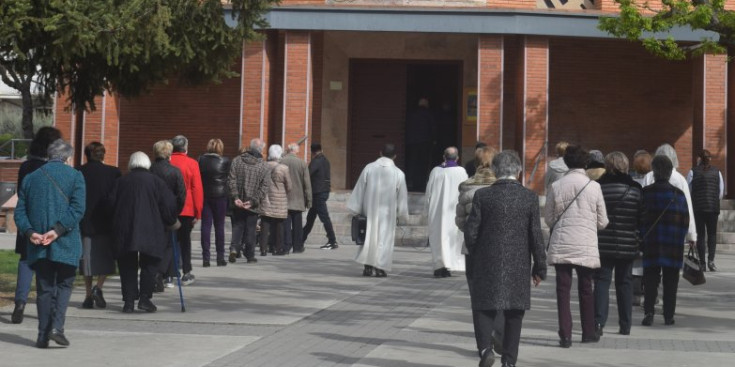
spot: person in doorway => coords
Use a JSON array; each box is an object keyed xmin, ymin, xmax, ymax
[
  {"xmin": 463, "ymin": 142, "xmax": 488, "ymax": 178},
  {"xmin": 11, "ymin": 126, "xmax": 61, "ymax": 324},
  {"xmin": 303, "ymin": 142, "xmax": 338, "ymax": 249},
  {"xmin": 687, "ymin": 149, "xmax": 724, "ymax": 272},
  {"xmin": 426, "ymin": 147, "xmax": 468, "ymax": 277},
  {"xmin": 545, "ymin": 145, "xmax": 608, "ymax": 347},
  {"xmin": 260, "ymin": 144, "xmax": 291, "ymax": 256},
  {"xmin": 228, "ymin": 138, "xmax": 270, "ymax": 263},
  {"xmin": 15, "ymin": 139, "xmax": 86, "ymax": 348},
  {"xmin": 544, "ymin": 141, "xmax": 569, "ymax": 191},
  {"xmin": 111, "ymin": 152, "xmax": 179, "ymax": 313},
  {"xmin": 198, "ymin": 139, "xmax": 231, "ymax": 267},
  {"xmin": 170, "ymin": 135, "xmax": 204, "ymax": 285},
  {"xmin": 78, "ymin": 142, "xmax": 121, "ymax": 309},
  {"xmin": 281, "ymin": 143, "xmax": 312, "ymax": 254},
  {"xmin": 405, "ymin": 98, "xmax": 436, "ymax": 191},
  {"xmin": 464, "ymin": 150, "xmax": 547, "ymax": 367},
  {"xmin": 347, "ymin": 144, "xmax": 409, "ymax": 277}
]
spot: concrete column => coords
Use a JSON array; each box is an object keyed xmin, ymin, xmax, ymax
[
  {"xmin": 520, "ymin": 36, "xmax": 549, "ymax": 192},
  {"xmin": 477, "ymin": 35, "xmax": 504, "ymax": 150}
]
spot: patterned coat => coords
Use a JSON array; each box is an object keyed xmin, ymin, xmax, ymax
[
  {"xmin": 640, "ymin": 180, "xmax": 690, "ymax": 269},
  {"xmin": 260, "ymin": 161, "xmax": 292, "ymax": 219},
  {"xmin": 464, "ymin": 179, "xmax": 547, "ymax": 310},
  {"xmin": 228, "ymin": 151, "xmax": 270, "ymax": 213}
]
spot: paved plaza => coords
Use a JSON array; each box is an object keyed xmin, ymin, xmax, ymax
[{"xmin": 1, "ymin": 233, "xmax": 734, "ymax": 367}]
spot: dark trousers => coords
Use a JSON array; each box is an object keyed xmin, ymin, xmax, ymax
[
  {"xmin": 303, "ymin": 192, "xmax": 336, "ymax": 244},
  {"xmin": 465, "ymin": 256, "xmax": 504, "ymax": 354},
  {"xmin": 475, "ymin": 309, "xmax": 525, "ymax": 365},
  {"xmin": 201, "ymin": 197, "xmax": 228, "ymax": 262},
  {"xmin": 594, "ymin": 258, "xmax": 633, "ymax": 331},
  {"xmin": 555, "ymin": 264, "xmax": 595, "ymax": 339},
  {"xmin": 694, "ymin": 211, "xmax": 719, "ymax": 262},
  {"xmin": 260, "ymin": 216, "xmax": 284, "ymax": 254},
  {"xmin": 643, "ymin": 266, "xmax": 680, "ymax": 320},
  {"xmin": 230, "ymin": 208, "xmax": 258, "ymax": 259},
  {"xmin": 406, "ymin": 142, "xmax": 431, "ymax": 191},
  {"xmin": 176, "ymin": 216, "xmax": 194, "ymax": 274},
  {"xmin": 284, "ymin": 210, "xmax": 304, "ymax": 252},
  {"xmin": 33, "ymin": 259, "xmax": 76, "ymax": 339},
  {"xmin": 118, "ymin": 251, "xmax": 160, "ymax": 303}
]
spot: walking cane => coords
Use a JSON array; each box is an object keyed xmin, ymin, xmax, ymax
[{"xmin": 171, "ymin": 231, "xmax": 186, "ymax": 312}]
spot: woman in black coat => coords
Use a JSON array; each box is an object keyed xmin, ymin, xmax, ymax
[
  {"xmin": 77, "ymin": 142, "xmax": 122, "ymax": 310},
  {"xmin": 111, "ymin": 152, "xmax": 179, "ymax": 313},
  {"xmin": 198, "ymin": 138, "xmax": 231, "ymax": 266},
  {"xmin": 594, "ymin": 152, "xmax": 643, "ymax": 337},
  {"xmin": 464, "ymin": 151, "xmax": 547, "ymax": 367}
]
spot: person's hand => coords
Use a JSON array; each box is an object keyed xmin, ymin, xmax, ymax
[
  {"xmin": 532, "ymin": 275, "xmax": 542, "ymax": 287},
  {"xmin": 241, "ymin": 201, "xmax": 252, "ymax": 209},
  {"xmin": 235, "ymin": 199, "xmax": 244, "ymax": 208},
  {"xmin": 41, "ymin": 230, "xmax": 59, "ymax": 246},
  {"xmin": 29, "ymin": 233, "xmax": 44, "ymax": 245}
]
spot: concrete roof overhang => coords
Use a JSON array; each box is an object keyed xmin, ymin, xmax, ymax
[{"xmin": 226, "ymin": 6, "xmax": 716, "ymax": 41}]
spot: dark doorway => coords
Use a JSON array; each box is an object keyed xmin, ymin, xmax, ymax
[{"xmin": 348, "ymin": 60, "xmax": 461, "ymax": 191}]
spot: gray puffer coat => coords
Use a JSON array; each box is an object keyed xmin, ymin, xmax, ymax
[{"xmin": 260, "ymin": 161, "xmax": 291, "ymax": 219}]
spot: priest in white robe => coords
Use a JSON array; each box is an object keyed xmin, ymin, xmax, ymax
[
  {"xmin": 426, "ymin": 147, "xmax": 468, "ymax": 277},
  {"xmin": 347, "ymin": 144, "xmax": 409, "ymax": 277}
]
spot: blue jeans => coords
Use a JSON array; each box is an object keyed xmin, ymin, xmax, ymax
[
  {"xmin": 593, "ymin": 258, "xmax": 633, "ymax": 331},
  {"xmin": 33, "ymin": 259, "xmax": 76, "ymax": 339},
  {"xmin": 15, "ymin": 259, "xmax": 34, "ymax": 303}
]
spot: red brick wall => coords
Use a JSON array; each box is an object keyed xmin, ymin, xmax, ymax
[
  {"xmin": 477, "ymin": 35, "xmax": 503, "ymax": 150},
  {"xmin": 282, "ymin": 31, "xmax": 312, "ymax": 153},
  {"xmin": 53, "ymin": 93, "xmax": 74, "ymax": 146},
  {"xmin": 102, "ymin": 94, "xmax": 121, "ymax": 167},
  {"xmin": 118, "ymin": 69, "xmax": 242, "ymax": 171},
  {"xmin": 242, "ymin": 39, "xmax": 269, "ymax": 149},
  {"xmin": 692, "ymin": 54, "xmax": 727, "ymax": 186},
  {"xmin": 522, "ymin": 36, "xmax": 549, "ymax": 191},
  {"xmin": 549, "ymin": 38, "xmax": 694, "ymax": 175}
]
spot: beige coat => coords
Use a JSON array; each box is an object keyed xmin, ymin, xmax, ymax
[
  {"xmin": 281, "ymin": 153, "xmax": 312, "ymax": 211},
  {"xmin": 260, "ymin": 161, "xmax": 292, "ymax": 219},
  {"xmin": 544, "ymin": 169, "xmax": 608, "ymax": 268}
]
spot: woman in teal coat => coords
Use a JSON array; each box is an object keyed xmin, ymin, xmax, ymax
[{"xmin": 14, "ymin": 139, "xmax": 86, "ymax": 348}]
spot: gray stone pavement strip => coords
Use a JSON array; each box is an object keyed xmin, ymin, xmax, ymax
[{"xmin": 1, "ymin": 230, "xmax": 735, "ymax": 366}]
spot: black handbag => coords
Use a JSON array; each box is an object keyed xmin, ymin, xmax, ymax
[
  {"xmin": 682, "ymin": 244, "xmax": 706, "ymax": 286},
  {"xmin": 351, "ymin": 215, "xmax": 367, "ymax": 245}
]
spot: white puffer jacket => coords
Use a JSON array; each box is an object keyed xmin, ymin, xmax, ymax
[{"xmin": 545, "ymin": 169, "xmax": 609, "ymax": 268}]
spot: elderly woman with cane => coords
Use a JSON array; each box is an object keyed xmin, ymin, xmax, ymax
[
  {"xmin": 464, "ymin": 151, "xmax": 547, "ymax": 367},
  {"xmin": 15, "ymin": 139, "xmax": 86, "ymax": 348}
]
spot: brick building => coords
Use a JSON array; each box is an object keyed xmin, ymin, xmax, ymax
[{"xmin": 53, "ymin": 0, "xmax": 734, "ymax": 195}]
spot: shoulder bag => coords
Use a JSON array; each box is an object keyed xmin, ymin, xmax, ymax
[{"xmin": 546, "ymin": 180, "xmax": 592, "ymax": 250}]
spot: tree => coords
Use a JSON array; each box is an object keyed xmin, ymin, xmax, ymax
[
  {"xmin": 0, "ymin": 0, "xmax": 276, "ymax": 139},
  {"xmin": 598, "ymin": 0, "xmax": 734, "ymax": 60}
]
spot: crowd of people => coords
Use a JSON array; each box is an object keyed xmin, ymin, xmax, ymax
[{"xmin": 8, "ymin": 127, "xmax": 723, "ymax": 367}]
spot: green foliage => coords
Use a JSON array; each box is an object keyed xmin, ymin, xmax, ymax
[{"xmin": 599, "ymin": 0, "xmax": 734, "ymax": 60}]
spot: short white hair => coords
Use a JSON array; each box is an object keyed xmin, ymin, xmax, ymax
[
  {"xmin": 287, "ymin": 143, "xmax": 299, "ymax": 154},
  {"xmin": 268, "ymin": 144, "xmax": 283, "ymax": 161},
  {"xmin": 129, "ymin": 151, "xmax": 151, "ymax": 170},
  {"xmin": 654, "ymin": 143, "xmax": 679, "ymax": 169}
]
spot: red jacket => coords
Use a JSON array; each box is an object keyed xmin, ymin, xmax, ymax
[{"xmin": 170, "ymin": 152, "xmax": 204, "ymax": 219}]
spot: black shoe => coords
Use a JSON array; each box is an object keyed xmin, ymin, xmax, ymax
[
  {"xmin": 581, "ymin": 334, "xmax": 600, "ymax": 343},
  {"xmin": 292, "ymin": 248, "xmax": 305, "ymax": 253},
  {"xmin": 153, "ymin": 274, "xmax": 165, "ymax": 293},
  {"xmin": 229, "ymin": 251, "xmax": 237, "ymax": 263},
  {"xmin": 36, "ymin": 337, "xmax": 49, "ymax": 349},
  {"xmin": 203, "ymin": 260, "xmax": 211, "ymax": 267},
  {"xmin": 122, "ymin": 302, "xmax": 135, "ymax": 313},
  {"xmin": 708, "ymin": 261, "xmax": 717, "ymax": 272},
  {"xmin": 559, "ymin": 337, "xmax": 572, "ymax": 348},
  {"xmin": 260, "ymin": 251, "xmax": 268, "ymax": 256},
  {"xmin": 665, "ymin": 318, "xmax": 675, "ymax": 325},
  {"xmin": 442, "ymin": 268, "xmax": 452, "ymax": 278},
  {"xmin": 433, "ymin": 269, "xmax": 442, "ymax": 277},
  {"xmin": 700, "ymin": 261, "xmax": 707, "ymax": 272},
  {"xmin": 82, "ymin": 296, "xmax": 94, "ymax": 309},
  {"xmin": 320, "ymin": 243, "xmax": 339, "ymax": 250},
  {"xmin": 92, "ymin": 286, "xmax": 107, "ymax": 308},
  {"xmin": 11, "ymin": 301, "xmax": 25, "ymax": 324},
  {"xmin": 363, "ymin": 265, "xmax": 374, "ymax": 277},
  {"xmin": 247, "ymin": 257, "xmax": 258, "ymax": 263},
  {"xmin": 642, "ymin": 313, "xmax": 654, "ymax": 326},
  {"xmin": 619, "ymin": 327, "xmax": 630, "ymax": 335},
  {"xmin": 49, "ymin": 329, "xmax": 70, "ymax": 346},
  {"xmin": 217, "ymin": 260, "xmax": 228, "ymax": 267},
  {"xmin": 274, "ymin": 249, "xmax": 287, "ymax": 256},
  {"xmin": 595, "ymin": 323, "xmax": 603, "ymax": 337},
  {"xmin": 138, "ymin": 298, "xmax": 157, "ymax": 313},
  {"xmin": 479, "ymin": 347, "xmax": 495, "ymax": 367},
  {"xmin": 236, "ymin": 250, "xmax": 242, "ymax": 258},
  {"xmin": 375, "ymin": 269, "xmax": 387, "ymax": 277},
  {"xmin": 501, "ymin": 363, "xmax": 515, "ymax": 367}
]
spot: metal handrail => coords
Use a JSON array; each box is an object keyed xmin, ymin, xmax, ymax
[{"xmin": 0, "ymin": 139, "xmax": 31, "ymax": 159}]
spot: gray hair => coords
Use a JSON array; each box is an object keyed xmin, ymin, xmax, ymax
[
  {"xmin": 604, "ymin": 151, "xmax": 629, "ymax": 175},
  {"xmin": 268, "ymin": 144, "xmax": 283, "ymax": 161},
  {"xmin": 286, "ymin": 143, "xmax": 299, "ymax": 154},
  {"xmin": 492, "ymin": 150, "xmax": 522, "ymax": 178},
  {"xmin": 129, "ymin": 151, "xmax": 152, "ymax": 170},
  {"xmin": 651, "ymin": 155, "xmax": 673, "ymax": 181},
  {"xmin": 171, "ymin": 135, "xmax": 188, "ymax": 153},
  {"xmin": 654, "ymin": 143, "xmax": 679, "ymax": 169},
  {"xmin": 443, "ymin": 146, "xmax": 459, "ymax": 161},
  {"xmin": 589, "ymin": 150, "xmax": 605, "ymax": 165},
  {"xmin": 249, "ymin": 138, "xmax": 265, "ymax": 153},
  {"xmin": 47, "ymin": 139, "xmax": 73, "ymax": 162}
]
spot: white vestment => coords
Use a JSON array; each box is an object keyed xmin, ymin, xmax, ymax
[
  {"xmin": 425, "ymin": 165, "xmax": 468, "ymax": 271},
  {"xmin": 347, "ymin": 157, "xmax": 409, "ymax": 271}
]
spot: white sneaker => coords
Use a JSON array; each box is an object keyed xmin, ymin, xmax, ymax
[
  {"xmin": 164, "ymin": 277, "xmax": 175, "ymax": 288},
  {"xmin": 181, "ymin": 273, "xmax": 196, "ymax": 286}
]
